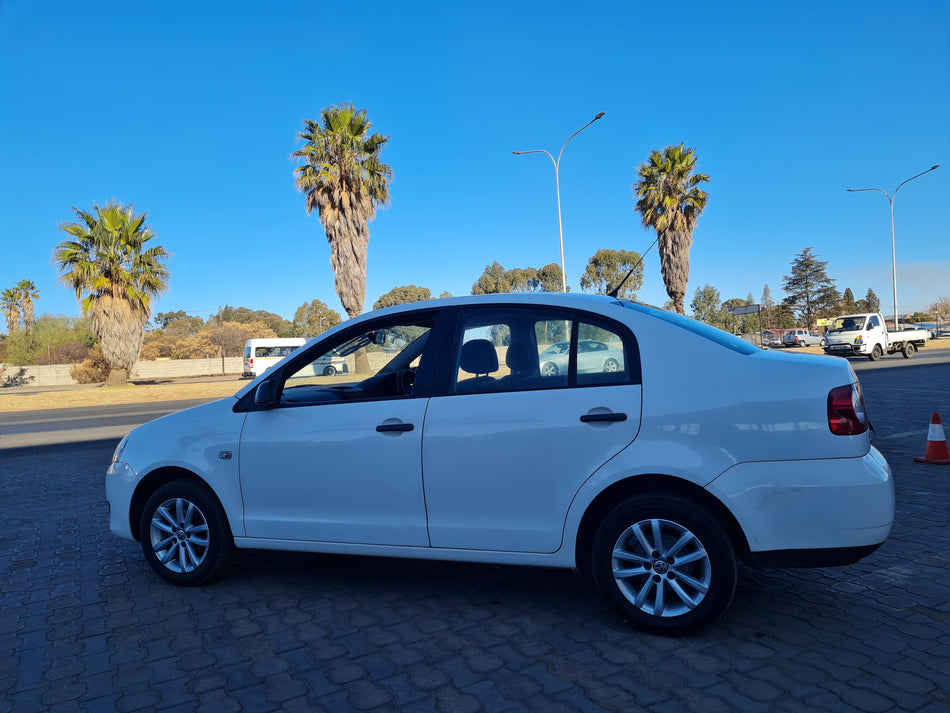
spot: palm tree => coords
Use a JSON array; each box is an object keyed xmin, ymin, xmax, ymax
[
  {"xmin": 52, "ymin": 200, "xmax": 170, "ymax": 385},
  {"xmin": 1, "ymin": 288, "xmax": 21, "ymax": 334},
  {"xmin": 633, "ymin": 144, "xmax": 709, "ymax": 314},
  {"xmin": 16, "ymin": 279, "xmax": 39, "ymax": 331},
  {"xmin": 292, "ymin": 102, "xmax": 392, "ymax": 318}
]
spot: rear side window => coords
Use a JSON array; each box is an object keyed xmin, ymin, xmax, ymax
[{"xmin": 449, "ymin": 307, "xmax": 639, "ymax": 395}]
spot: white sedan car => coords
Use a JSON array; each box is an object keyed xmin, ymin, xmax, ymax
[{"xmin": 107, "ymin": 294, "xmax": 893, "ymax": 634}]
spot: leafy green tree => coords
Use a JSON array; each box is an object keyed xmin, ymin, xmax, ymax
[
  {"xmin": 722, "ymin": 294, "xmax": 759, "ymax": 333},
  {"xmin": 864, "ymin": 288, "xmax": 881, "ymax": 314},
  {"xmin": 16, "ymin": 280, "xmax": 39, "ymax": 331},
  {"xmin": 292, "ymin": 299, "xmax": 342, "ymax": 337},
  {"xmin": 633, "ymin": 143, "xmax": 710, "ymax": 314},
  {"xmin": 210, "ymin": 306, "xmax": 293, "ymax": 337},
  {"xmin": 471, "ymin": 262, "xmax": 564, "ymax": 294},
  {"xmin": 2, "ymin": 314, "xmax": 97, "ymax": 366},
  {"xmin": 690, "ymin": 284, "xmax": 730, "ymax": 329},
  {"xmin": 52, "ymin": 201, "xmax": 170, "ymax": 385},
  {"xmin": 438, "ymin": 290, "xmax": 453, "ymax": 299},
  {"xmin": 781, "ymin": 247, "xmax": 840, "ymax": 328},
  {"xmin": 2, "ymin": 288, "xmax": 21, "ymax": 334},
  {"xmin": 580, "ymin": 248, "xmax": 643, "ymax": 299},
  {"xmin": 839, "ymin": 287, "xmax": 858, "ymax": 314},
  {"xmin": 471, "ymin": 262, "xmax": 510, "ymax": 294},
  {"xmin": 373, "ymin": 285, "xmax": 432, "ymax": 310},
  {"xmin": 155, "ymin": 310, "xmax": 192, "ymax": 329},
  {"xmin": 293, "ymin": 102, "xmax": 392, "ymax": 318}
]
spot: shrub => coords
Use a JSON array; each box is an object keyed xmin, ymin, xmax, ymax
[{"xmin": 69, "ymin": 346, "xmax": 110, "ymax": 384}]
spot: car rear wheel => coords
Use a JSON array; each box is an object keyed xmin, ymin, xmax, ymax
[
  {"xmin": 592, "ymin": 494, "xmax": 737, "ymax": 635},
  {"xmin": 902, "ymin": 343, "xmax": 916, "ymax": 358},
  {"xmin": 603, "ymin": 358, "xmax": 620, "ymax": 373},
  {"xmin": 140, "ymin": 479, "xmax": 234, "ymax": 586},
  {"xmin": 541, "ymin": 362, "xmax": 558, "ymax": 377}
]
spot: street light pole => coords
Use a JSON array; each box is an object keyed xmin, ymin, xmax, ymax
[
  {"xmin": 513, "ymin": 112, "xmax": 605, "ymax": 292},
  {"xmin": 847, "ymin": 164, "xmax": 940, "ymax": 330}
]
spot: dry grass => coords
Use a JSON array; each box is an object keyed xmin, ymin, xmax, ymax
[{"xmin": 0, "ymin": 380, "xmax": 244, "ymax": 413}]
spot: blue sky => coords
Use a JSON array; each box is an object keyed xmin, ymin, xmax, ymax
[{"xmin": 1, "ymin": 0, "xmax": 948, "ymax": 326}]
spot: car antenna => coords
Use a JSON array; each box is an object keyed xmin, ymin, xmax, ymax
[{"xmin": 607, "ymin": 235, "xmax": 660, "ymax": 299}]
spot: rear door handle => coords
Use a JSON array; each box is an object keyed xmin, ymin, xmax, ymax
[
  {"xmin": 580, "ymin": 412, "xmax": 627, "ymax": 423},
  {"xmin": 376, "ymin": 422, "xmax": 414, "ymax": 432}
]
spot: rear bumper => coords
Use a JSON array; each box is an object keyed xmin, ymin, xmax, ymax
[{"xmin": 706, "ymin": 447, "xmax": 893, "ymax": 558}]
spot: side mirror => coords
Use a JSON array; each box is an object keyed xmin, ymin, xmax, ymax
[{"xmin": 254, "ymin": 380, "xmax": 278, "ymax": 407}]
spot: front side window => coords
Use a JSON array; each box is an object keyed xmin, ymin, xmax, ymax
[
  {"xmin": 279, "ymin": 319, "xmax": 432, "ymax": 405},
  {"xmin": 450, "ymin": 309, "xmax": 636, "ymax": 395}
]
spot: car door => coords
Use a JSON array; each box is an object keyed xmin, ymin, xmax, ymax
[
  {"xmin": 239, "ymin": 313, "xmax": 440, "ymax": 546},
  {"xmin": 422, "ymin": 307, "xmax": 642, "ymax": 554}
]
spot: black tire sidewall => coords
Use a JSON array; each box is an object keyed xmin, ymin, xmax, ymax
[
  {"xmin": 592, "ymin": 494, "xmax": 737, "ymax": 635},
  {"xmin": 139, "ymin": 479, "xmax": 234, "ymax": 586}
]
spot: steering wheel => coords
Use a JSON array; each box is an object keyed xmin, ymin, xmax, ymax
[{"xmin": 397, "ymin": 369, "xmax": 416, "ymax": 396}]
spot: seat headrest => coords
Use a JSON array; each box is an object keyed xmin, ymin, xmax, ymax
[
  {"xmin": 505, "ymin": 342, "xmax": 537, "ymax": 375},
  {"xmin": 460, "ymin": 339, "xmax": 498, "ymax": 375}
]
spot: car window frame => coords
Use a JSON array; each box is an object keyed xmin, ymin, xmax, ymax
[
  {"xmin": 235, "ymin": 307, "xmax": 450, "ymax": 412},
  {"xmin": 431, "ymin": 304, "xmax": 641, "ymax": 397}
]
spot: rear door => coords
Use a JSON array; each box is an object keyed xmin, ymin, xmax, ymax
[{"xmin": 422, "ymin": 306, "xmax": 642, "ymax": 553}]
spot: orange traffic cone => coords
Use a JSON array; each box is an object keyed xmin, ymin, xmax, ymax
[{"xmin": 913, "ymin": 412, "xmax": 950, "ymax": 465}]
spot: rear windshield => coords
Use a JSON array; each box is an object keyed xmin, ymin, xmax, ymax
[{"xmin": 621, "ymin": 301, "xmax": 759, "ymax": 355}]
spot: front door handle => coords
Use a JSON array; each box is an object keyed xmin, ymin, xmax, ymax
[
  {"xmin": 376, "ymin": 422, "xmax": 414, "ymax": 433},
  {"xmin": 580, "ymin": 412, "xmax": 627, "ymax": 423}
]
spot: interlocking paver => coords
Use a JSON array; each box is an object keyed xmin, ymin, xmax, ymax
[{"xmin": 3, "ymin": 362, "xmax": 950, "ymax": 711}]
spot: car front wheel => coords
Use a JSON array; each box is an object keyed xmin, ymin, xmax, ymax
[
  {"xmin": 140, "ymin": 479, "xmax": 234, "ymax": 586},
  {"xmin": 592, "ymin": 494, "xmax": 737, "ymax": 635}
]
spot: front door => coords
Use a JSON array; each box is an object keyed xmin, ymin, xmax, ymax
[{"xmin": 239, "ymin": 315, "xmax": 437, "ymax": 546}]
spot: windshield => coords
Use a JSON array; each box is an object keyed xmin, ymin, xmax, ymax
[{"xmin": 829, "ymin": 316, "xmax": 866, "ymax": 333}]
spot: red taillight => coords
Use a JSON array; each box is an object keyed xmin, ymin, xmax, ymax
[{"xmin": 828, "ymin": 383, "xmax": 868, "ymax": 435}]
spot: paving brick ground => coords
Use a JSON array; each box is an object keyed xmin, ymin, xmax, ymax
[{"xmin": 2, "ymin": 360, "xmax": 949, "ymax": 712}]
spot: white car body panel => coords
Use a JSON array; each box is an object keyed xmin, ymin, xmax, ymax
[
  {"xmin": 422, "ymin": 385, "xmax": 641, "ymax": 553},
  {"xmin": 239, "ymin": 399, "xmax": 429, "ymax": 546}
]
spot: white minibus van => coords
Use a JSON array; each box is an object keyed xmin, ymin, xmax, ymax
[{"xmin": 242, "ymin": 338, "xmax": 306, "ymax": 378}]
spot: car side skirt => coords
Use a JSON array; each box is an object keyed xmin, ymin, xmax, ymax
[
  {"xmin": 232, "ymin": 537, "xmax": 577, "ymax": 569},
  {"xmin": 745, "ymin": 543, "xmax": 883, "ymax": 569}
]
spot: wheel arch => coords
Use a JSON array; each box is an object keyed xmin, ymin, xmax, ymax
[
  {"xmin": 573, "ymin": 473, "xmax": 751, "ymax": 572},
  {"xmin": 129, "ymin": 466, "xmax": 218, "ymax": 541}
]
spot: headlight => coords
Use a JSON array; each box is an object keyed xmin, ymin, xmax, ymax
[
  {"xmin": 854, "ymin": 336, "xmax": 863, "ymax": 344},
  {"xmin": 112, "ymin": 434, "xmax": 129, "ymax": 463}
]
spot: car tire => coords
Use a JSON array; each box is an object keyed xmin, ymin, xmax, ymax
[
  {"xmin": 902, "ymin": 342, "xmax": 916, "ymax": 359},
  {"xmin": 868, "ymin": 344, "xmax": 883, "ymax": 361},
  {"xmin": 323, "ymin": 365, "xmax": 337, "ymax": 377},
  {"xmin": 541, "ymin": 362, "xmax": 558, "ymax": 377},
  {"xmin": 603, "ymin": 358, "xmax": 620, "ymax": 373},
  {"xmin": 819, "ymin": 338, "xmax": 827, "ymax": 347},
  {"xmin": 591, "ymin": 494, "xmax": 737, "ymax": 635},
  {"xmin": 140, "ymin": 479, "xmax": 234, "ymax": 586}
]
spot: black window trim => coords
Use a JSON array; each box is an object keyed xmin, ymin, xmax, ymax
[
  {"xmin": 431, "ymin": 304, "xmax": 641, "ymax": 398},
  {"xmin": 234, "ymin": 307, "xmax": 451, "ymax": 412}
]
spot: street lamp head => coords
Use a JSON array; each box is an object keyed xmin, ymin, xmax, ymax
[
  {"xmin": 594, "ymin": 112, "xmax": 605, "ymax": 120},
  {"xmin": 931, "ymin": 164, "xmax": 940, "ymax": 170}
]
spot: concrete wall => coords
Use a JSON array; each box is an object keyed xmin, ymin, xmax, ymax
[{"xmin": 1, "ymin": 357, "xmax": 244, "ymax": 387}]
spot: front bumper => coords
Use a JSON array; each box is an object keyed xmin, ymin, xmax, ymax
[
  {"xmin": 825, "ymin": 343, "xmax": 865, "ymax": 356},
  {"xmin": 106, "ymin": 460, "xmax": 138, "ymax": 540},
  {"xmin": 706, "ymin": 446, "xmax": 893, "ymax": 558}
]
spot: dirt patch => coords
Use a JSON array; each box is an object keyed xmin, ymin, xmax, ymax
[{"xmin": 0, "ymin": 380, "xmax": 245, "ymax": 413}]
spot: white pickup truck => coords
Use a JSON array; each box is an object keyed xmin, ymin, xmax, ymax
[{"xmin": 823, "ymin": 312, "xmax": 930, "ymax": 360}]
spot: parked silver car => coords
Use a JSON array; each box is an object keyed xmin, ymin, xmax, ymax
[
  {"xmin": 539, "ymin": 339, "xmax": 624, "ymax": 377},
  {"xmin": 783, "ymin": 328, "xmax": 826, "ymax": 347}
]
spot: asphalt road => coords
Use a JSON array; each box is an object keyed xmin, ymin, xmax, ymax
[{"xmin": 2, "ymin": 356, "xmax": 949, "ymax": 712}]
